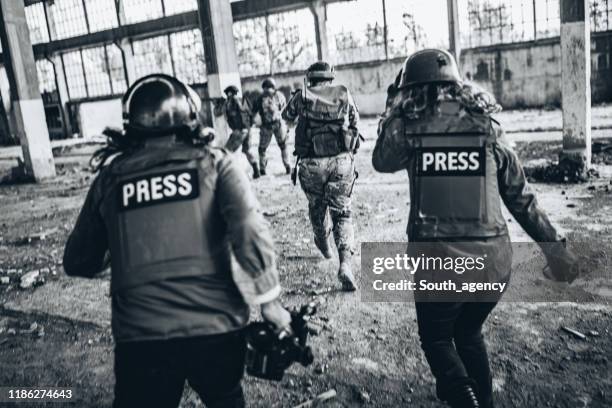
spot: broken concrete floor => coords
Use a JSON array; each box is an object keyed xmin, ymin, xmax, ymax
[{"xmin": 1, "ymin": 116, "xmax": 611, "ymax": 407}]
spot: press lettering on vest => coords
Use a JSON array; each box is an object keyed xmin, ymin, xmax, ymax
[
  {"xmin": 418, "ymin": 147, "xmax": 485, "ymax": 176},
  {"xmin": 118, "ymin": 169, "xmax": 199, "ymax": 211}
]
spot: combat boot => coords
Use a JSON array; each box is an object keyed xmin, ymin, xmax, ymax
[
  {"xmin": 338, "ymin": 261, "xmax": 357, "ymax": 292},
  {"xmin": 314, "ymin": 235, "xmax": 333, "ymax": 259},
  {"xmin": 251, "ymin": 163, "xmax": 261, "ymax": 179},
  {"xmin": 446, "ymin": 385, "xmax": 480, "ymax": 408}
]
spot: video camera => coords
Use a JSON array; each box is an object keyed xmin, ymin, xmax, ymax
[{"xmin": 245, "ymin": 303, "xmax": 316, "ymax": 381}]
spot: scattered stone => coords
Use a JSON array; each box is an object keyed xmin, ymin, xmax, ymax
[
  {"xmin": 358, "ymin": 390, "xmax": 371, "ymax": 403},
  {"xmin": 7, "ymin": 328, "xmax": 16, "ymax": 335},
  {"xmin": 588, "ymin": 330, "xmax": 600, "ymax": 337},
  {"xmin": 0, "ymin": 276, "xmax": 10, "ymax": 285},
  {"xmin": 314, "ymin": 363, "xmax": 327, "ymax": 374},
  {"xmin": 18, "ymin": 228, "xmax": 59, "ymax": 245},
  {"xmin": 562, "ymin": 326, "xmax": 587, "ymax": 340},
  {"xmin": 293, "ymin": 389, "xmax": 337, "ymax": 408},
  {"xmin": 19, "ymin": 270, "xmax": 42, "ymax": 289}
]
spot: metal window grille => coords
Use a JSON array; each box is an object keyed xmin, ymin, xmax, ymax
[
  {"xmin": 62, "ymin": 50, "xmax": 88, "ymax": 99},
  {"xmin": 25, "ymin": 3, "xmax": 50, "ymax": 44},
  {"xmin": 47, "ymin": 0, "xmax": 89, "ymax": 40},
  {"xmin": 106, "ymin": 43, "xmax": 128, "ymax": 93},
  {"xmin": 385, "ymin": 0, "xmax": 449, "ymax": 59},
  {"xmin": 36, "ymin": 59, "xmax": 57, "ymax": 94},
  {"xmin": 169, "ymin": 29, "xmax": 207, "ymax": 84},
  {"xmin": 534, "ymin": 0, "xmax": 560, "ymax": 39},
  {"xmin": 267, "ymin": 8, "xmax": 317, "ymax": 73},
  {"xmin": 132, "ymin": 35, "xmax": 173, "ymax": 79},
  {"xmin": 84, "ymin": 0, "xmax": 119, "ymax": 33},
  {"xmin": 591, "ymin": 0, "xmax": 612, "ymax": 31},
  {"xmin": 162, "ymin": 0, "xmax": 198, "ymax": 16},
  {"xmin": 81, "ymin": 46, "xmax": 112, "ymax": 97},
  {"xmin": 326, "ymin": 0, "xmax": 386, "ymax": 65},
  {"xmin": 233, "ymin": 16, "xmax": 269, "ymax": 77},
  {"xmin": 122, "ymin": 0, "xmax": 164, "ymax": 24}
]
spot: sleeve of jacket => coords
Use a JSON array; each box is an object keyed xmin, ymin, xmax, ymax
[
  {"xmin": 494, "ymin": 140, "xmax": 563, "ymax": 243},
  {"xmin": 63, "ymin": 172, "xmax": 109, "ymax": 278},
  {"xmin": 347, "ymin": 90, "xmax": 360, "ymax": 130},
  {"xmin": 277, "ymin": 92, "xmax": 287, "ymax": 111},
  {"xmin": 372, "ymin": 114, "xmax": 411, "ymax": 173},
  {"xmin": 282, "ymin": 91, "xmax": 301, "ymax": 122},
  {"xmin": 216, "ymin": 153, "xmax": 281, "ymax": 305}
]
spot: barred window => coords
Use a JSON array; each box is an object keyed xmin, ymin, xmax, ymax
[
  {"xmin": 82, "ymin": 47, "xmax": 112, "ymax": 97},
  {"xmin": 233, "ymin": 17, "xmax": 269, "ymax": 77},
  {"xmin": 122, "ymin": 0, "xmax": 164, "ymax": 24},
  {"xmin": 267, "ymin": 9, "xmax": 317, "ymax": 74},
  {"xmin": 84, "ymin": 0, "xmax": 119, "ymax": 33},
  {"xmin": 25, "ymin": 3, "xmax": 50, "ymax": 44},
  {"xmin": 36, "ymin": 60, "xmax": 56, "ymax": 94},
  {"xmin": 106, "ymin": 44, "xmax": 128, "ymax": 93},
  {"xmin": 170, "ymin": 30, "xmax": 207, "ymax": 84},
  {"xmin": 132, "ymin": 35, "xmax": 173, "ymax": 79},
  {"xmin": 533, "ymin": 0, "xmax": 561, "ymax": 38},
  {"xmin": 385, "ymin": 0, "xmax": 448, "ymax": 58},
  {"xmin": 163, "ymin": 0, "xmax": 198, "ymax": 16},
  {"xmin": 326, "ymin": 0, "xmax": 386, "ymax": 65},
  {"xmin": 62, "ymin": 50, "xmax": 88, "ymax": 99},
  {"xmin": 591, "ymin": 0, "xmax": 612, "ymax": 32},
  {"xmin": 47, "ymin": 0, "xmax": 89, "ymax": 40}
]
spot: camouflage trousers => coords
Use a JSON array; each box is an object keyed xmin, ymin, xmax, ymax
[
  {"xmin": 259, "ymin": 122, "xmax": 290, "ymax": 171},
  {"xmin": 298, "ymin": 152, "xmax": 356, "ymax": 259},
  {"xmin": 226, "ymin": 128, "xmax": 258, "ymax": 170}
]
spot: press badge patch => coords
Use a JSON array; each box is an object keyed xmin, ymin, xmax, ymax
[
  {"xmin": 417, "ymin": 147, "xmax": 486, "ymax": 176},
  {"xmin": 118, "ymin": 169, "xmax": 199, "ymax": 211}
]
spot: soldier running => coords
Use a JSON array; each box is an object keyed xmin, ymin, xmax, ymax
[{"xmin": 282, "ymin": 62, "xmax": 361, "ymax": 292}]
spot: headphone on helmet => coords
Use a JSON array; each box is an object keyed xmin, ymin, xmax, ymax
[{"xmin": 122, "ymin": 73, "xmax": 202, "ymax": 135}]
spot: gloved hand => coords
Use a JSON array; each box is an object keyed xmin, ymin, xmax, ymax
[
  {"xmin": 543, "ymin": 244, "xmax": 580, "ymax": 283},
  {"xmin": 261, "ymin": 299, "xmax": 293, "ymax": 337}
]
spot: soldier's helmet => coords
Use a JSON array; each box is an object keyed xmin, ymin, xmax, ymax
[
  {"xmin": 224, "ymin": 85, "xmax": 239, "ymax": 95},
  {"xmin": 398, "ymin": 49, "xmax": 462, "ymax": 89},
  {"xmin": 262, "ymin": 78, "xmax": 276, "ymax": 90},
  {"xmin": 306, "ymin": 61, "xmax": 335, "ymax": 81},
  {"xmin": 122, "ymin": 73, "xmax": 203, "ymax": 136}
]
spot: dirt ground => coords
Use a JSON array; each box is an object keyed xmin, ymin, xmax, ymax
[{"xmin": 1, "ymin": 112, "xmax": 611, "ymax": 408}]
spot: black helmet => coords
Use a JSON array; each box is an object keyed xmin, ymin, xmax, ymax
[
  {"xmin": 224, "ymin": 85, "xmax": 239, "ymax": 95},
  {"xmin": 398, "ymin": 49, "xmax": 462, "ymax": 89},
  {"xmin": 306, "ymin": 61, "xmax": 335, "ymax": 81},
  {"xmin": 122, "ymin": 73, "xmax": 202, "ymax": 135},
  {"xmin": 262, "ymin": 78, "xmax": 276, "ymax": 90}
]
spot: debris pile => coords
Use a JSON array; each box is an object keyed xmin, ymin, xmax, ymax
[{"xmin": 525, "ymin": 157, "xmax": 599, "ymax": 183}]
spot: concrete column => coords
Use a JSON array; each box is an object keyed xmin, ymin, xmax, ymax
[
  {"xmin": 310, "ymin": 0, "xmax": 330, "ymax": 62},
  {"xmin": 560, "ymin": 0, "xmax": 591, "ymax": 172},
  {"xmin": 197, "ymin": 0, "xmax": 241, "ymax": 144},
  {"xmin": 116, "ymin": 39, "xmax": 137, "ymax": 85},
  {"xmin": 0, "ymin": 0, "xmax": 55, "ymax": 181},
  {"xmin": 447, "ymin": 0, "xmax": 461, "ymax": 61}
]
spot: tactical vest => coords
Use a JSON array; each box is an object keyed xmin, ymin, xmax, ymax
[
  {"xmin": 260, "ymin": 93, "xmax": 281, "ymax": 124},
  {"xmin": 101, "ymin": 146, "xmax": 242, "ymax": 303},
  {"xmin": 225, "ymin": 97, "xmax": 250, "ymax": 130},
  {"xmin": 404, "ymin": 101, "xmax": 507, "ymax": 240},
  {"xmin": 294, "ymin": 84, "xmax": 356, "ymax": 158}
]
